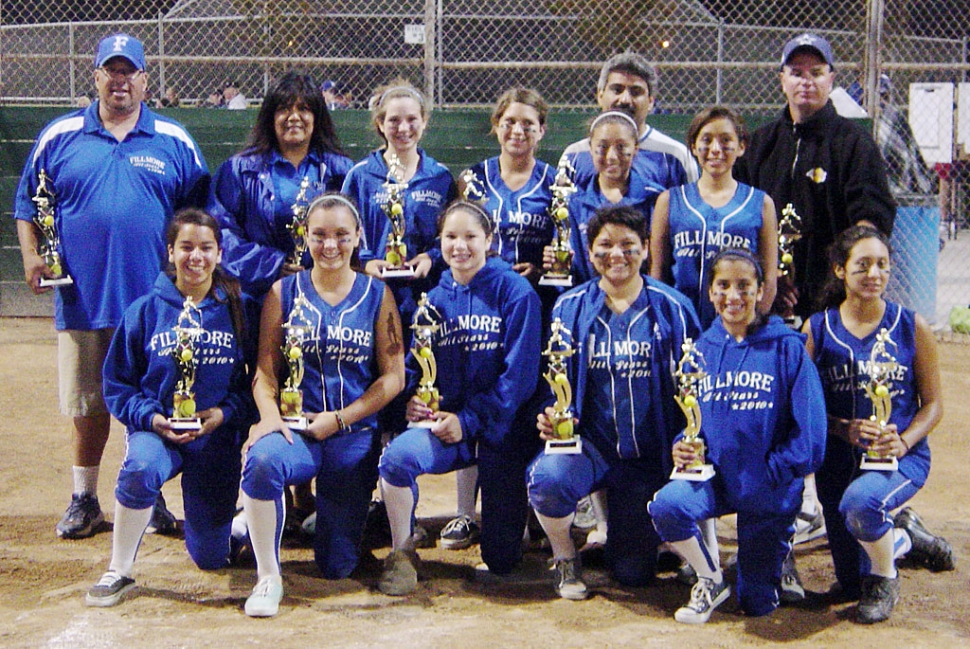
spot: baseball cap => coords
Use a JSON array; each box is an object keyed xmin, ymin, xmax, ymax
[
  {"xmin": 321, "ymin": 80, "xmax": 344, "ymax": 93},
  {"xmin": 94, "ymin": 33, "xmax": 146, "ymax": 70},
  {"xmin": 780, "ymin": 33, "xmax": 835, "ymax": 69}
]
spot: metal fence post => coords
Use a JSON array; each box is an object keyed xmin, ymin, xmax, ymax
[
  {"xmin": 864, "ymin": 0, "xmax": 885, "ymax": 131},
  {"xmin": 424, "ymin": 0, "xmax": 436, "ymax": 107}
]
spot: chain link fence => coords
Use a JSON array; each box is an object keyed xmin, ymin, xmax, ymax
[{"xmin": 1, "ymin": 0, "xmax": 968, "ymax": 329}]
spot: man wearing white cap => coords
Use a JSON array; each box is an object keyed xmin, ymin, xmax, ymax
[{"xmin": 13, "ymin": 33, "xmax": 210, "ymax": 540}]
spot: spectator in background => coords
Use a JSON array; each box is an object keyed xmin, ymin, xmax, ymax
[
  {"xmin": 321, "ymin": 80, "xmax": 352, "ymax": 110},
  {"xmin": 203, "ymin": 90, "xmax": 224, "ymax": 109},
  {"xmin": 158, "ymin": 87, "xmax": 180, "ymax": 108},
  {"xmin": 224, "ymin": 81, "xmax": 248, "ymax": 110}
]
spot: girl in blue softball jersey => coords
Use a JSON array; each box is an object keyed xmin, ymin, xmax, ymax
[
  {"xmin": 804, "ymin": 225, "xmax": 951, "ymax": 624},
  {"xmin": 240, "ymin": 194, "xmax": 405, "ymax": 617},
  {"xmin": 209, "ymin": 72, "xmax": 354, "ymax": 298},
  {"xmin": 543, "ymin": 110, "xmax": 663, "ymax": 286},
  {"xmin": 527, "ymin": 205, "xmax": 700, "ymax": 600},
  {"xmin": 86, "ymin": 209, "xmax": 255, "ymax": 608},
  {"xmin": 444, "ymin": 88, "xmax": 556, "ymax": 552},
  {"xmin": 377, "ymin": 200, "xmax": 542, "ymax": 596},
  {"xmin": 649, "ymin": 248, "xmax": 826, "ymax": 624},
  {"xmin": 650, "ymin": 106, "xmax": 777, "ymax": 328}
]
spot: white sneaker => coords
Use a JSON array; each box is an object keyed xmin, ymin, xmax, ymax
[
  {"xmin": 793, "ymin": 508, "xmax": 826, "ymax": 544},
  {"xmin": 245, "ymin": 576, "xmax": 283, "ymax": 617},
  {"xmin": 674, "ymin": 576, "xmax": 730, "ymax": 624},
  {"xmin": 552, "ymin": 557, "xmax": 588, "ymax": 600}
]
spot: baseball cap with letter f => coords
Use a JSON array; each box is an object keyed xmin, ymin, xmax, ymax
[{"xmin": 94, "ymin": 33, "xmax": 147, "ymax": 71}]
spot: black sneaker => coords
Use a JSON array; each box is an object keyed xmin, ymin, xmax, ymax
[
  {"xmin": 779, "ymin": 550, "xmax": 806, "ymax": 603},
  {"xmin": 552, "ymin": 557, "xmax": 588, "ymax": 600},
  {"xmin": 86, "ymin": 571, "xmax": 136, "ymax": 607},
  {"xmin": 56, "ymin": 493, "xmax": 105, "ymax": 539},
  {"xmin": 895, "ymin": 507, "xmax": 956, "ymax": 572},
  {"xmin": 148, "ymin": 493, "xmax": 179, "ymax": 536},
  {"xmin": 675, "ymin": 576, "xmax": 731, "ymax": 624},
  {"xmin": 856, "ymin": 574, "xmax": 900, "ymax": 624},
  {"xmin": 439, "ymin": 515, "xmax": 481, "ymax": 550}
]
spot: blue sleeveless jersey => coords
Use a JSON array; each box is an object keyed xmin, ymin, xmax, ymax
[
  {"xmin": 667, "ymin": 182, "xmax": 765, "ymax": 327},
  {"xmin": 280, "ymin": 271, "xmax": 386, "ymax": 433},
  {"xmin": 808, "ymin": 301, "xmax": 930, "ymax": 485}
]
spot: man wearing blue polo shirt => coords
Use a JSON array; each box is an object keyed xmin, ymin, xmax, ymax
[{"xmin": 14, "ymin": 33, "xmax": 210, "ymax": 539}]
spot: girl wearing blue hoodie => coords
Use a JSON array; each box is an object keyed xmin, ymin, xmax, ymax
[
  {"xmin": 377, "ymin": 200, "xmax": 542, "ymax": 596},
  {"xmin": 86, "ymin": 209, "xmax": 255, "ymax": 608},
  {"xmin": 649, "ymin": 248, "xmax": 826, "ymax": 624},
  {"xmin": 527, "ymin": 205, "xmax": 700, "ymax": 600},
  {"xmin": 804, "ymin": 225, "xmax": 950, "ymax": 624}
]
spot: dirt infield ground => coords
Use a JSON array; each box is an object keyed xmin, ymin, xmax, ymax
[{"xmin": 1, "ymin": 317, "xmax": 968, "ymax": 648}]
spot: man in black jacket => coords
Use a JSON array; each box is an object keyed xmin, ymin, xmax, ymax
[{"xmin": 735, "ymin": 33, "xmax": 896, "ymax": 322}]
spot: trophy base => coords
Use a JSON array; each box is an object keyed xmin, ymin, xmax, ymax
[
  {"xmin": 539, "ymin": 274, "xmax": 573, "ymax": 288},
  {"xmin": 169, "ymin": 417, "xmax": 202, "ymax": 431},
  {"xmin": 283, "ymin": 416, "xmax": 308, "ymax": 431},
  {"xmin": 545, "ymin": 437, "xmax": 582, "ymax": 455},
  {"xmin": 40, "ymin": 275, "xmax": 73, "ymax": 287},
  {"xmin": 860, "ymin": 455, "xmax": 898, "ymax": 471},
  {"xmin": 408, "ymin": 418, "xmax": 437, "ymax": 429},
  {"xmin": 670, "ymin": 464, "xmax": 716, "ymax": 481},
  {"xmin": 381, "ymin": 266, "xmax": 416, "ymax": 279}
]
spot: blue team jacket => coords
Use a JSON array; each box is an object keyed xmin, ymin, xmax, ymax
[
  {"xmin": 695, "ymin": 315, "xmax": 827, "ymax": 513},
  {"xmin": 548, "ymin": 275, "xmax": 700, "ymax": 468},
  {"xmin": 409, "ymin": 256, "xmax": 541, "ymax": 448},
  {"xmin": 102, "ymin": 273, "xmax": 255, "ymax": 441}
]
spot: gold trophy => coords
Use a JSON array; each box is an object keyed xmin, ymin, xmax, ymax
[
  {"xmin": 381, "ymin": 154, "xmax": 414, "ymax": 278},
  {"xmin": 409, "ymin": 293, "xmax": 441, "ymax": 428},
  {"xmin": 31, "ymin": 169, "xmax": 73, "ymax": 287},
  {"xmin": 777, "ymin": 203, "xmax": 804, "ymax": 326},
  {"xmin": 169, "ymin": 296, "xmax": 204, "ymax": 431},
  {"xmin": 280, "ymin": 293, "xmax": 314, "ymax": 431},
  {"xmin": 285, "ymin": 176, "xmax": 311, "ymax": 267},
  {"xmin": 670, "ymin": 338, "xmax": 715, "ymax": 480},
  {"xmin": 860, "ymin": 328, "xmax": 899, "ymax": 471},
  {"xmin": 542, "ymin": 318, "xmax": 581, "ymax": 454},
  {"xmin": 539, "ymin": 160, "xmax": 577, "ymax": 287}
]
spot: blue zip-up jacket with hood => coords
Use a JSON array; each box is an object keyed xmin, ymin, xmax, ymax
[
  {"xmin": 408, "ymin": 256, "xmax": 541, "ymax": 448},
  {"xmin": 547, "ymin": 275, "xmax": 700, "ymax": 471},
  {"xmin": 102, "ymin": 272, "xmax": 254, "ymax": 441},
  {"xmin": 568, "ymin": 171, "xmax": 664, "ymax": 284},
  {"xmin": 694, "ymin": 315, "xmax": 827, "ymax": 513},
  {"xmin": 208, "ymin": 149, "xmax": 353, "ymax": 297}
]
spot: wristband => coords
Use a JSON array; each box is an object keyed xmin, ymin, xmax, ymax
[{"xmin": 334, "ymin": 410, "xmax": 347, "ymax": 431}]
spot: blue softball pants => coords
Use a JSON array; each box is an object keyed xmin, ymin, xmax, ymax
[
  {"xmin": 241, "ymin": 427, "xmax": 381, "ymax": 579},
  {"xmin": 817, "ymin": 436, "xmax": 920, "ymax": 597},
  {"xmin": 649, "ymin": 478, "xmax": 797, "ymax": 616},
  {"xmin": 527, "ymin": 441, "xmax": 667, "ymax": 587},
  {"xmin": 115, "ymin": 429, "xmax": 241, "ymax": 570},
  {"xmin": 379, "ymin": 426, "xmax": 532, "ymax": 575}
]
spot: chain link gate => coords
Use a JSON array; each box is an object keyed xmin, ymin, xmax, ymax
[{"xmin": 1, "ymin": 0, "xmax": 967, "ymax": 330}]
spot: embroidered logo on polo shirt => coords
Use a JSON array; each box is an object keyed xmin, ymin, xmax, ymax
[
  {"xmin": 129, "ymin": 155, "xmax": 167, "ymax": 175},
  {"xmin": 806, "ymin": 167, "xmax": 827, "ymax": 183}
]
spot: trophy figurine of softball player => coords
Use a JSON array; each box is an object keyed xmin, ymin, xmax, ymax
[
  {"xmin": 381, "ymin": 154, "xmax": 414, "ymax": 278},
  {"xmin": 542, "ymin": 318, "xmax": 581, "ymax": 454},
  {"xmin": 409, "ymin": 293, "xmax": 441, "ymax": 428},
  {"xmin": 860, "ymin": 328, "xmax": 899, "ymax": 471},
  {"xmin": 671, "ymin": 338, "xmax": 715, "ymax": 480},
  {"xmin": 777, "ymin": 203, "xmax": 804, "ymax": 325},
  {"xmin": 31, "ymin": 169, "xmax": 73, "ymax": 287},
  {"xmin": 169, "ymin": 296, "xmax": 204, "ymax": 430},
  {"xmin": 285, "ymin": 176, "xmax": 312, "ymax": 267},
  {"xmin": 539, "ymin": 159, "xmax": 578, "ymax": 287},
  {"xmin": 280, "ymin": 293, "xmax": 314, "ymax": 431}
]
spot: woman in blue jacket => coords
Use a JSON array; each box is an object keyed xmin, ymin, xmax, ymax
[
  {"xmin": 804, "ymin": 225, "xmax": 952, "ymax": 624},
  {"xmin": 377, "ymin": 199, "xmax": 542, "ymax": 596},
  {"xmin": 209, "ymin": 72, "xmax": 353, "ymax": 298},
  {"xmin": 239, "ymin": 193, "xmax": 405, "ymax": 617},
  {"xmin": 543, "ymin": 110, "xmax": 664, "ymax": 286},
  {"xmin": 527, "ymin": 205, "xmax": 700, "ymax": 600},
  {"xmin": 86, "ymin": 208, "xmax": 255, "ymax": 607},
  {"xmin": 650, "ymin": 248, "xmax": 827, "ymax": 624}
]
